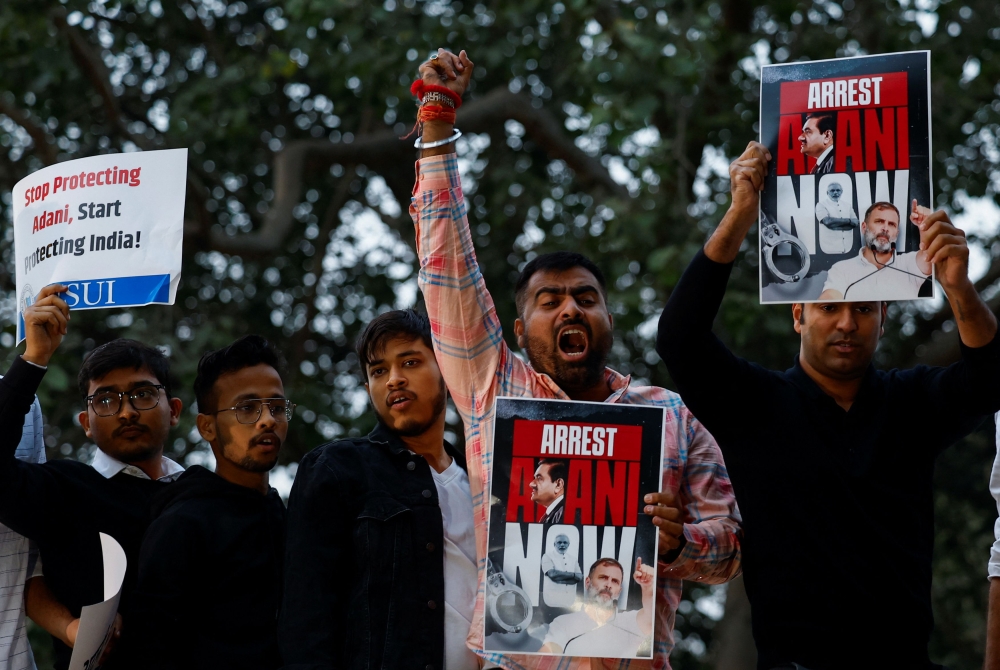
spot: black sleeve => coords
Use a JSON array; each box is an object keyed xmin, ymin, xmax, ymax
[
  {"xmin": 913, "ymin": 332, "xmax": 1000, "ymax": 450},
  {"xmin": 0, "ymin": 356, "xmax": 54, "ymax": 537},
  {"xmin": 656, "ymin": 249, "xmax": 773, "ymax": 441},
  {"xmin": 130, "ymin": 512, "xmax": 197, "ymax": 670},
  {"xmin": 279, "ymin": 450, "xmax": 349, "ymax": 670}
]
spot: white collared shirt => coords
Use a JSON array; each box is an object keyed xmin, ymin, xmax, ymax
[
  {"xmin": 543, "ymin": 495, "xmax": 565, "ymax": 519},
  {"xmin": 91, "ymin": 449, "xmax": 185, "ymax": 482},
  {"xmin": 822, "ymin": 249, "xmax": 928, "ymax": 300},
  {"xmin": 815, "ymin": 145, "xmax": 833, "ymax": 169}
]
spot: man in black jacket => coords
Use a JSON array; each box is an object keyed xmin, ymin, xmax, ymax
[
  {"xmin": 0, "ymin": 285, "xmax": 183, "ymax": 670},
  {"xmin": 657, "ymin": 141, "xmax": 1000, "ymax": 669},
  {"xmin": 131, "ymin": 335, "xmax": 289, "ymax": 669},
  {"xmin": 280, "ymin": 309, "xmax": 480, "ymax": 670}
]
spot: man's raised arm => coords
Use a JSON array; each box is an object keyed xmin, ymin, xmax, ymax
[
  {"xmin": 410, "ymin": 49, "xmax": 522, "ymax": 421},
  {"xmin": 655, "ymin": 142, "xmax": 771, "ymax": 432},
  {"xmin": 0, "ymin": 285, "xmax": 70, "ymax": 538}
]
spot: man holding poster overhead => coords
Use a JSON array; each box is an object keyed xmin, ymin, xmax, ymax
[
  {"xmin": 658, "ymin": 140, "xmax": 1000, "ymax": 668},
  {"xmin": 0, "ymin": 285, "xmax": 184, "ymax": 670},
  {"xmin": 410, "ymin": 48, "xmax": 741, "ymax": 668}
]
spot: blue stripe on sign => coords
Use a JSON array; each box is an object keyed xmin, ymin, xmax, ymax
[
  {"xmin": 17, "ymin": 274, "xmax": 172, "ymax": 341},
  {"xmin": 58, "ymin": 274, "xmax": 172, "ymax": 309}
]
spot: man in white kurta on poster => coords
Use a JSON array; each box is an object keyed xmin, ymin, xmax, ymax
[
  {"xmin": 820, "ymin": 201, "xmax": 931, "ymax": 301},
  {"xmin": 540, "ymin": 558, "xmax": 654, "ymax": 657},
  {"xmin": 541, "ymin": 532, "xmax": 583, "ymax": 608},
  {"xmin": 815, "ymin": 180, "xmax": 859, "ymax": 255}
]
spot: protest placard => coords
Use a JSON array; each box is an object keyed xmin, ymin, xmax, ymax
[
  {"xmin": 483, "ymin": 397, "xmax": 664, "ymax": 659},
  {"xmin": 68, "ymin": 533, "xmax": 126, "ymax": 670},
  {"xmin": 12, "ymin": 148, "xmax": 187, "ymax": 341},
  {"xmin": 758, "ymin": 51, "xmax": 932, "ymax": 303}
]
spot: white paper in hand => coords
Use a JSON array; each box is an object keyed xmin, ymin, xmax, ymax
[
  {"xmin": 12, "ymin": 148, "xmax": 187, "ymax": 342},
  {"xmin": 68, "ymin": 533, "xmax": 127, "ymax": 670}
]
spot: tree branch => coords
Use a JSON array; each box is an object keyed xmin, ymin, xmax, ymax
[
  {"xmin": 208, "ymin": 87, "xmax": 629, "ymax": 255},
  {"xmin": 50, "ymin": 7, "xmax": 150, "ymax": 150},
  {"xmin": 0, "ymin": 95, "xmax": 57, "ymax": 165}
]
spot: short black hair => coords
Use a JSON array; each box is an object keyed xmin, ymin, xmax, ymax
[
  {"xmin": 356, "ymin": 309, "xmax": 434, "ymax": 373},
  {"xmin": 538, "ymin": 458, "xmax": 569, "ymax": 488},
  {"xmin": 588, "ymin": 557, "xmax": 624, "ymax": 580},
  {"xmin": 864, "ymin": 201, "xmax": 900, "ymax": 223},
  {"xmin": 806, "ymin": 112, "xmax": 835, "ymax": 137},
  {"xmin": 78, "ymin": 339, "xmax": 173, "ymax": 398},
  {"xmin": 194, "ymin": 335, "xmax": 284, "ymax": 414},
  {"xmin": 514, "ymin": 252, "xmax": 608, "ymax": 317}
]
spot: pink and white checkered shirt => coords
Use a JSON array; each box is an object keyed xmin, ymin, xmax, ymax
[{"xmin": 411, "ymin": 154, "xmax": 741, "ymax": 670}]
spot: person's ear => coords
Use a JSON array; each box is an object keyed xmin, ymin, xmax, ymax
[
  {"xmin": 880, "ymin": 302, "xmax": 888, "ymax": 335},
  {"xmin": 168, "ymin": 397, "xmax": 183, "ymax": 427},
  {"xmin": 824, "ymin": 130, "xmax": 833, "ymax": 145},
  {"xmin": 514, "ymin": 317, "xmax": 526, "ymax": 348},
  {"xmin": 79, "ymin": 410, "xmax": 92, "ymax": 438},
  {"xmin": 195, "ymin": 413, "xmax": 216, "ymax": 444},
  {"xmin": 792, "ymin": 303, "xmax": 804, "ymax": 334}
]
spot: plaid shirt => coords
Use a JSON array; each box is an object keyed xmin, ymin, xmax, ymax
[{"xmin": 411, "ymin": 154, "xmax": 741, "ymax": 670}]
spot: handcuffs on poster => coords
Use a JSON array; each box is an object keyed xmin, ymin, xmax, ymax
[
  {"xmin": 761, "ymin": 212, "xmax": 811, "ymax": 283},
  {"xmin": 485, "ymin": 558, "xmax": 533, "ymax": 634}
]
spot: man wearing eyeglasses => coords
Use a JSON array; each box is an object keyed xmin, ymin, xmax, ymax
[
  {"xmin": 0, "ymin": 284, "xmax": 182, "ymax": 670},
  {"xmin": 131, "ymin": 335, "xmax": 290, "ymax": 670}
]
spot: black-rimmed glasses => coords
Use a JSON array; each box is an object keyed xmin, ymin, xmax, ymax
[
  {"xmin": 86, "ymin": 385, "xmax": 166, "ymax": 417},
  {"xmin": 211, "ymin": 399, "xmax": 295, "ymax": 424}
]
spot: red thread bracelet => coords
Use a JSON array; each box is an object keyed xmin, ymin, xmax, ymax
[
  {"xmin": 410, "ymin": 80, "xmax": 462, "ymax": 109},
  {"xmin": 418, "ymin": 105, "xmax": 457, "ymax": 125}
]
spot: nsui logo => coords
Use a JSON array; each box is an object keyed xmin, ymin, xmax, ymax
[
  {"xmin": 19, "ymin": 284, "xmax": 33, "ymax": 315},
  {"xmin": 63, "ymin": 280, "xmax": 117, "ymax": 308},
  {"xmin": 59, "ymin": 274, "xmax": 171, "ymax": 310}
]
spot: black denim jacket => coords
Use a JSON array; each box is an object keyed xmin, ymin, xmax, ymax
[{"xmin": 279, "ymin": 423, "xmax": 467, "ymax": 670}]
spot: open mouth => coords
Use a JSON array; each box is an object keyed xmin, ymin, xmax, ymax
[
  {"xmin": 387, "ymin": 392, "xmax": 415, "ymax": 410},
  {"xmin": 558, "ymin": 327, "xmax": 588, "ymax": 358},
  {"xmin": 251, "ymin": 433, "xmax": 281, "ymax": 450}
]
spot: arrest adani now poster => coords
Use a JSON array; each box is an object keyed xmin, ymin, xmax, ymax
[
  {"xmin": 759, "ymin": 51, "xmax": 933, "ymax": 304},
  {"xmin": 484, "ymin": 397, "xmax": 664, "ymax": 659}
]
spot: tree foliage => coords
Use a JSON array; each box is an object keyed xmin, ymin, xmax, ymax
[{"xmin": 3, "ymin": 0, "xmax": 1000, "ymax": 667}]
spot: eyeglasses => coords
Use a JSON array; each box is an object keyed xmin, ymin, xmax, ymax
[
  {"xmin": 211, "ymin": 398, "xmax": 296, "ymax": 424},
  {"xmin": 86, "ymin": 385, "xmax": 166, "ymax": 417}
]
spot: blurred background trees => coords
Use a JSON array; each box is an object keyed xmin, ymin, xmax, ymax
[{"xmin": 2, "ymin": 0, "xmax": 1000, "ymax": 667}]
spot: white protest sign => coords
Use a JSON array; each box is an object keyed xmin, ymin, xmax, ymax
[
  {"xmin": 12, "ymin": 148, "xmax": 187, "ymax": 342},
  {"xmin": 68, "ymin": 533, "xmax": 127, "ymax": 670}
]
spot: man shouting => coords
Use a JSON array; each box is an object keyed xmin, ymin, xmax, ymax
[{"xmin": 409, "ymin": 48, "xmax": 742, "ymax": 669}]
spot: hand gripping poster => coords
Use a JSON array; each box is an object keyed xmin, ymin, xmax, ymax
[
  {"xmin": 12, "ymin": 149, "xmax": 187, "ymax": 342},
  {"xmin": 759, "ymin": 51, "xmax": 933, "ymax": 303},
  {"xmin": 484, "ymin": 397, "xmax": 665, "ymax": 659}
]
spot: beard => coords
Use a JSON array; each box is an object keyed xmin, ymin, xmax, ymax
[
  {"xmin": 586, "ymin": 585, "xmax": 618, "ymax": 611},
  {"xmin": 863, "ymin": 227, "xmax": 893, "ymax": 254},
  {"xmin": 219, "ymin": 425, "xmax": 282, "ymax": 473},
  {"xmin": 523, "ymin": 320, "xmax": 612, "ymax": 394},
  {"xmin": 376, "ymin": 378, "xmax": 447, "ymax": 438}
]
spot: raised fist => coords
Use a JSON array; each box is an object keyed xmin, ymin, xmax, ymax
[
  {"xmin": 22, "ymin": 284, "xmax": 70, "ymax": 367},
  {"xmin": 418, "ymin": 48, "xmax": 474, "ymax": 99}
]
